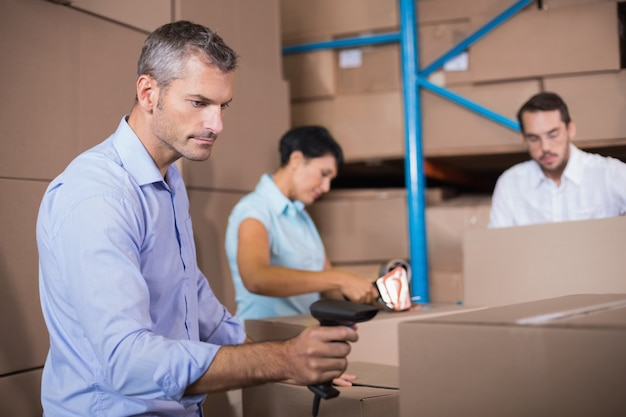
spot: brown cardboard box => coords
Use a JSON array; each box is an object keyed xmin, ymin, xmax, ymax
[
  {"xmin": 292, "ymin": 77, "xmax": 537, "ymax": 160},
  {"xmin": 0, "ymin": 0, "xmax": 144, "ymax": 180},
  {"xmin": 426, "ymin": 195, "xmax": 492, "ymax": 272},
  {"xmin": 470, "ymin": 1, "xmax": 620, "ymax": 83},
  {"xmin": 0, "ymin": 179, "xmax": 49, "ymax": 375},
  {"xmin": 283, "ymin": 50, "xmax": 336, "ymax": 100},
  {"xmin": 284, "ymin": 19, "xmax": 474, "ymax": 101},
  {"xmin": 0, "ymin": 368, "xmax": 43, "ymax": 417},
  {"xmin": 335, "ymin": 42, "xmax": 402, "ymax": 96},
  {"xmin": 291, "ymin": 91, "xmax": 405, "ymax": 162},
  {"xmin": 308, "ymin": 191, "xmax": 490, "ymax": 303},
  {"xmin": 280, "ymin": 0, "xmax": 397, "ymax": 44},
  {"xmin": 307, "ymin": 189, "xmax": 409, "ymax": 264},
  {"xmin": 69, "ymin": 0, "xmax": 170, "ymax": 32},
  {"xmin": 463, "ymin": 216, "xmax": 626, "ymax": 307},
  {"xmin": 334, "ymin": 20, "xmax": 474, "ymax": 96},
  {"xmin": 280, "ymin": 0, "xmax": 517, "ymax": 44},
  {"xmin": 245, "ymin": 303, "xmax": 484, "ymax": 366},
  {"xmin": 398, "ymin": 294, "xmax": 626, "ymax": 417},
  {"xmin": 188, "ymin": 189, "xmax": 246, "ymax": 314},
  {"xmin": 243, "ymin": 362, "xmax": 399, "ymax": 417},
  {"xmin": 422, "ymin": 79, "xmax": 538, "ymax": 156},
  {"xmin": 544, "ymin": 71, "xmax": 626, "ymax": 146},
  {"xmin": 429, "ymin": 270, "xmax": 464, "ymax": 304}
]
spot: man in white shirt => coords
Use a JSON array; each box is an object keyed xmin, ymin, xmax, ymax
[{"xmin": 489, "ymin": 92, "xmax": 626, "ymax": 228}]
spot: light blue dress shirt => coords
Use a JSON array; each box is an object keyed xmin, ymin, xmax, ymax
[
  {"xmin": 225, "ymin": 174, "xmax": 324, "ymax": 322},
  {"xmin": 489, "ymin": 144, "xmax": 626, "ymax": 228},
  {"xmin": 37, "ymin": 117, "xmax": 246, "ymax": 417}
]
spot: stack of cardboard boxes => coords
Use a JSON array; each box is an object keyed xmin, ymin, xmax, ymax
[
  {"xmin": 244, "ymin": 294, "xmax": 626, "ymax": 416},
  {"xmin": 281, "ymin": 0, "xmax": 622, "ymax": 158},
  {"xmin": 283, "ymin": 0, "xmax": 624, "ymax": 305},
  {"xmin": 1, "ymin": 0, "xmax": 289, "ymax": 415}
]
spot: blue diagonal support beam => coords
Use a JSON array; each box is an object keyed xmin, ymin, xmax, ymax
[
  {"xmin": 419, "ymin": 78, "xmax": 521, "ymax": 132},
  {"xmin": 420, "ymin": 0, "xmax": 533, "ymax": 77},
  {"xmin": 282, "ymin": 32, "xmax": 401, "ymax": 55}
]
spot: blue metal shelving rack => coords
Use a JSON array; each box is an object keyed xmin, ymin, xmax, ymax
[{"xmin": 283, "ymin": 0, "xmax": 532, "ymax": 303}]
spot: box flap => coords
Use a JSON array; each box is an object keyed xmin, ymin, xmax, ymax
[
  {"xmin": 347, "ymin": 361, "xmax": 399, "ymax": 389},
  {"xmin": 406, "ymin": 294, "xmax": 626, "ymax": 330}
]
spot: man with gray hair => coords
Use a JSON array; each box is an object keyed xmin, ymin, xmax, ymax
[{"xmin": 37, "ymin": 20, "xmax": 357, "ymax": 416}]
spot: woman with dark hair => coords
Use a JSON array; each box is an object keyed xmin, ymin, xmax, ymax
[{"xmin": 225, "ymin": 126, "xmax": 379, "ymax": 322}]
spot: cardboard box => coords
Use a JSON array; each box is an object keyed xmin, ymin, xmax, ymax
[
  {"xmin": 426, "ymin": 195, "xmax": 491, "ymax": 272},
  {"xmin": 463, "ymin": 216, "xmax": 626, "ymax": 307},
  {"xmin": 285, "ymin": 19, "xmax": 474, "ymax": 101},
  {"xmin": 0, "ymin": 0, "xmax": 144, "ymax": 181},
  {"xmin": 398, "ymin": 294, "xmax": 626, "ymax": 417},
  {"xmin": 243, "ymin": 362, "xmax": 398, "ymax": 417},
  {"xmin": 470, "ymin": 1, "xmax": 620, "ymax": 83},
  {"xmin": 69, "ymin": 0, "xmax": 170, "ymax": 32},
  {"xmin": 307, "ymin": 189, "xmax": 409, "ymax": 264},
  {"xmin": 308, "ymin": 191, "xmax": 490, "ymax": 303},
  {"xmin": 188, "ymin": 189, "xmax": 246, "ymax": 314},
  {"xmin": 283, "ymin": 50, "xmax": 336, "ymax": 100},
  {"xmin": 280, "ymin": 0, "xmax": 518, "ymax": 44},
  {"xmin": 333, "ymin": 20, "xmax": 475, "ymax": 95},
  {"xmin": 245, "ymin": 303, "xmax": 484, "ymax": 366},
  {"xmin": 292, "ymin": 77, "xmax": 537, "ymax": 160},
  {"xmin": 0, "ymin": 368, "xmax": 43, "ymax": 417},
  {"xmin": 422, "ymin": 79, "xmax": 538, "ymax": 156},
  {"xmin": 291, "ymin": 91, "xmax": 405, "ymax": 162},
  {"xmin": 280, "ymin": 0, "xmax": 397, "ymax": 44},
  {"xmin": 544, "ymin": 70, "xmax": 626, "ymax": 146},
  {"xmin": 429, "ymin": 269, "xmax": 464, "ymax": 304}
]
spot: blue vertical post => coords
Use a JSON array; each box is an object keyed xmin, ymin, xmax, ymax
[{"xmin": 399, "ymin": 0, "xmax": 429, "ymax": 303}]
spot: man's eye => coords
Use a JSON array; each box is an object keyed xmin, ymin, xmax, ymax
[
  {"xmin": 191, "ymin": 101, "xmax": 205, "ymax": 108},
  {"xmin": 221, "ymin": 102, "xmax": 230, "ymax": 110}
]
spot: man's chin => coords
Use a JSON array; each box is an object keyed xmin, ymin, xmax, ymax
[{"xmin": 185, "ymin": 151, "xmax": 213, "ymax": 162}]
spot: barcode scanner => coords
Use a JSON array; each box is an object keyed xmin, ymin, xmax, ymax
[{"xmin": 307, "ymin": 299, "xmax": 379, "ymax": 416}]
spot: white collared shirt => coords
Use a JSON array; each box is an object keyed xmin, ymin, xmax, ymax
[{"xmin": 489, "ymin": 144, "xmax": 626, "ymax": 228}]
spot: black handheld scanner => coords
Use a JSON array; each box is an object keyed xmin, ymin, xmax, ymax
[
  {"xmin": 310, "ymin": 298, "xmax": 379, "ymax": 326},
  {"xmin": 307, "ymin": 299, "xmax": 379, "ymax": 416}
]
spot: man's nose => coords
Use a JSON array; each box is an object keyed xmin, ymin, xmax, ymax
[{"xmin": 204, "ymin": 106, "xmax": 224, "ymax": 135}]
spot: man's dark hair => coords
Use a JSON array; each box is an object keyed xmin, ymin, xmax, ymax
[
  {"xmin": 517, "ymin": 92, "xmax": 572, "ymax": 132},
  {"xmin": 137, "ymin": 20, "xmax": 238, "ymax": 92},
  {"xmin": 279, "ymin": 126, "xmax": 344, "ymax": 170}
]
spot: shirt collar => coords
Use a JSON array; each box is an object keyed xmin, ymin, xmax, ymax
[
  {"xmin": 561, "ymin": 144, "xmax": 583, "ymax": 185},
  {"xmin": 111, "ymin": 116, "xmax": 171, "ymax": 187},
  {"xmin": 257, "ymin": 173, "xmax": 305, "ymax": 217},
  {"xmin": 529, "ymin": 143, "xmax": 581, "ymax": 188}
]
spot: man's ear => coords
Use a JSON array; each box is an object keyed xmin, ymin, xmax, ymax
[
  {"xmin": 567, "ymin": 120, "xmax": 577, "ymax": 140},
  {"xmin": 136, "ymin": 74, "xmax": 158, "ymax": 113}
]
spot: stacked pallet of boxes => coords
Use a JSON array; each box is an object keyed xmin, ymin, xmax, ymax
[
  {"xmin": 281, "ymin": 0, "xmax": 624, "ymax": 303},
  {"xmin": 1, "ymin": 1, "xmax": 289, "ymax": 415}
]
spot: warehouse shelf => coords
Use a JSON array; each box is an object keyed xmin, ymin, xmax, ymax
[{"xmin": 282, "ymin": 0, "xmax": 534, "ymax": 303}]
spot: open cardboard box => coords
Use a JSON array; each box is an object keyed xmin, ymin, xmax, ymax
[
  {"xmin": 243, "ymin": 361, "xmax": 398, "ymax": 417},
  {"xmin": 245, "ymin": 303, "xmax": 484, "ymax": 366},
  {"xmin": 398, "ymin": 293, "xmax": 626, "ymax": 417},
  {"xmin": 464, "ymin": 216, "xmax": 626, "ymax": 307}
]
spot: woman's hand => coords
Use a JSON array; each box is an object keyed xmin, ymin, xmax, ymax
[{"xmin": 333, "ymin": 373, "xmax": 357, "ymax": 387}]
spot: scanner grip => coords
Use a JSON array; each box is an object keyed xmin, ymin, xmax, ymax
[{"xmin": 308, "ymin": 382, "xmax": 340, "ymax": 400}]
